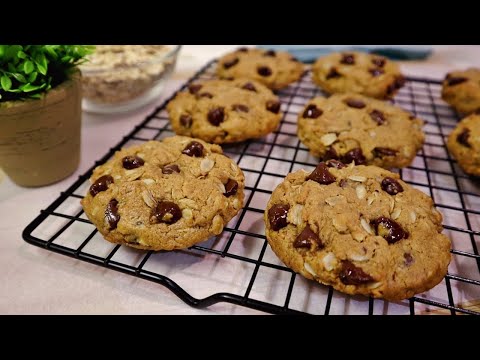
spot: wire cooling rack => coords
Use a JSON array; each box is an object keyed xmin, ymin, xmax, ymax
[{"xmin": 23, "ymin": 59, "xmax": 480, "ymax": 315}]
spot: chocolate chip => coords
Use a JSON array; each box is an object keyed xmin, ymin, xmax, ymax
[
  {"xmin": 386, "ymin": 83, "xmax": 396, "ymax": 96},
  {"xmin": 242, "ymin": 82, "xmax": 257, "ymax": 92},
  {"xmin": 232, "ymin": 104, "xmax": 249, "ymax": 113},
  {"xmin": 447, "ymin": 77, "xmax": 468, "ymax": 86},
  {"xmin": 224, "ymin": 179, "xmax": 238, "ymax": 197},
  {"xmin": 294, "ymin": 225, "xmax": 323, "ymax": 249},
  {"xmin": 404, "ymin": 252, "xmax": 414, "ymax": 266},
  {"xmin": 323, "ymin": 146, "xmax": 339, "ymax": 161},
  {"xmin": 340, "ymin": 53, "xmax": 355, "ymax": 65},
  {"xmin": 371, "ymin": 217, "xmax": 408, "ymax": 244},
  {"xmin": 264, "ymin": 50, "xmax": 276, "ymax": 57},
  {"xmin": 257, "ymin": 66, "xmax": 272, "ymax": 77},
  {"xmin": 237, "ymin": 47, "xmax": 249, "ymax": 52},
  {"xmin": 475, "ymin": 109, "xmax": 480, "ymax": 115},
  {"xmin": 344, "ymin": 98, "xmax": 366, "ymax": 109},
  {"xmin": 303, "ymin": 104, "xmax": 323, "ymax": 118},
  {"xmin": 307, "ymin": 162, "xmax": 336, "ymax": 185},
  {"xmin": 122, "ymin": 155, "xmax": 145, "ymax": 170},
  {"xmin": 369, "ymin": 68, "xmax": 384, "ymax": 77},
  {"xmin": 199, "ymin": 92, "xmax": 213, "ymax": 99},
  {"xmin": 457, "ymin": 129, "xmax": 471, "ymax": 148},
  {"xmin": 162, "ymin": 164, "xmax": 180, "ymax": 174},
  {"xmin": 223, "ymin": 57, "xmax": 239, "ymax": 69},
  {"xmin": 373, "ymin": 147, "xmax": 398, "ymax": 158},
  {"xmin": 339, "ymin": 260, "xmax": 374, "ymax": 285},
  {"xmin": 268, "ymin": 204, "xmax": 290, "ymax": 231},
  {"xmin": 386, "ymin": 76, "xmax": 405, "ymax": 95},
  {"xmin": 326, "ymin": 67, "xmax": 342, "ymax": 79},
  {"xmin": 342, "ymin": 148, "xmax": 366, "ymax": 165},
  {"xmin": 188, "ymin": 84, "xmax": 202, "ymax": 94},
  {"xmin": 395, "ymin": 76, "xmax": 406, "ymax": 89},
  {"xmin": 208, "ymin": 107, "xmax": 225, "ymax": 126},
  {"xmin": 325, "ymin": 159, "xmax": 345, "ymax": 169},
  {"xmin": 182, "ymin": 141, "xmax": 204, "ymax": 157},
  {"xmin": 180, "ymin": 114, "xmax": 193, "ymax": 128},
  {"xmin": 89, "ymin": 175, "xmax": 114, "ymax": 197},
  {"xmin": 381, "ymin": 177, "xmax": 404, "ymax": 195},
  {"xmin": 105, "ymin": 199, "xmax": 120, "ymax": 230},
  {"xmin": 372, "ymin": 57, "xmax": 386, "ymax": 67},
  {"xmin": 369, "ymin": 109, "xmax": 386, "ymax": 125},
  {"xmin": 266, "ymin": 100, "xmax": 281, "ymax": 114},
  {"xmin": 151, "ymin": 201, "xmax": 182, "ymax": 224}
]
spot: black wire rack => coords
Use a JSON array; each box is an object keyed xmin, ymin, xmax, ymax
[{"xmin": 23, "ymin": 59, "xmax": 480, "ymax": 315}]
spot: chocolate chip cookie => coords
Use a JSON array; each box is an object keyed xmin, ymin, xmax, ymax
[
  {"xmin": 447, "ymin": 113, "xmax": 480, "ymax": 176},
  {"xmin": 312, "ymin": 51, "xmax": 405, "ymax": 99},
  {"xmin": 216, "ymin": 47, "xmax": 304, "ymax": 90},
  {"xmin": 442, "ymin": 68, "xmax": 480, "ymax": 114},
  {"xmin": 166, "ymin": 79, "xmax": 282, "ymax": 144},
  {"xmin": 297, "ymin": 93, "xmax": 425, "ymax": 169},
  {"xmin": 81, "ymin": 136, "xmax": 245, "ymax": 251},
  {"xmin": 264, "ymin": 162, "xmax": 451, "ymax": 300}
]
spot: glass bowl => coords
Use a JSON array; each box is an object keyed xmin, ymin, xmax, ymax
[{"xmin": 80, "ymin": 45, "xmax": 182, "ymax": 114}]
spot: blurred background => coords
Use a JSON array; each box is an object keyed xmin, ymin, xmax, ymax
[{"xmin": 176, "ymin": 45, "xmax": 480, "ymax": 79}]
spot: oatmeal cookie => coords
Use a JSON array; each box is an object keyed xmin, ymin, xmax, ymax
[
  {"xmin": 216, "ymin": 47, "xmax": 304, "ymax": 90},
  {"xmin": 81, "ymin": 136, "xmax": 245, "ymax": 251},
  {"xmin": 441, "ymin": 68, "xmax": 480, "ymax": 114},
  {"xmin": 167, "ymin": 78, "xmax": 282, "ymax": 144},
  {"xmin": 312, "ymin": 51, "xmax": 405, "ymax": 99},
  {"xmin": 264, "ymin": 162, "xmax": 451, "ymax": 300},
  {"xmin": 297, "ymin": 93, "xmax": 424, "ymax": 169},
  {"xmin": 447, "ymin": 113, "xmax": 480, "ymax": 176}
]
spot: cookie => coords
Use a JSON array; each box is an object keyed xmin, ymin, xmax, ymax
[
  {"xmin": 447, "ymin": 113, "xmax": 480, "ymax": 176},
  {"xmin": 264, "ymin": 162, "xmax": 451, "ymax": 300},
  {"xmin": 81, "ymin": 136, "xmax": 245, "ymax": 251},
  {"xmin": 216, "ymin": 47, "xmax": 304, "ymax": 90},
  {"xmin": 441, "ymin": 68, "xmax": 480, "ymax": 114},
  {"xmin": 297, "ymin": 93, "xmax": 425, "ymax": 169},
  {"xmin": 166, "ymin": 78, "xmax": 282, "ymax": 144},
  {"xmin": 312, "ymin": 51, "xmax": 405, "ymax": 99}
]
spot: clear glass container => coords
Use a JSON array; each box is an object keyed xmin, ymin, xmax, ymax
[{"xmin": 80, "ymin": 45, "xmax": 182, "ymax": 114}]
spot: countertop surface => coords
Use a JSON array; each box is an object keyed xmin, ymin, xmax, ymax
[{"xmin": 1, "ymin": 45, "xmax": 479, "ymax": 315}]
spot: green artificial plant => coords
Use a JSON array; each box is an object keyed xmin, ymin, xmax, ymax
[{"xmin": 0, "ymin": 45, "xmax": 94, "ymax": 101}]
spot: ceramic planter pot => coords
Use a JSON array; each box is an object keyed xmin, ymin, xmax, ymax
[{"xmin": 0, "ymin": 70, "xmax": 82, "ymax": 187}]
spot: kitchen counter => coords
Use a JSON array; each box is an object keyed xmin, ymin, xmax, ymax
[{"xmin": 1, "ymin": 45, "xmax": 479, "ymax": 314}]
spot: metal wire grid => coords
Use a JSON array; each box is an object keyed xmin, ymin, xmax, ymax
[{"xmin": 23, "ymin": 60, "xmax": 480, "ymax": 315}]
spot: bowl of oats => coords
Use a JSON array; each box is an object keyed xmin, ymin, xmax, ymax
[{"xmin": 80, "ymin": 45, "xmax": 181, "ymax": 113}]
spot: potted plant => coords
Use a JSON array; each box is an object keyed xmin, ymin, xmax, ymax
[{"xmin": 0, "ymin": 45, "xmax": 94, "ymax": 187}]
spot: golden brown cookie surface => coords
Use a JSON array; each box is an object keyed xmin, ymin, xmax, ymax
[
  {"xmin": 167, "ymin": 79, "xmax": 282, "ymax": 144},
  {"xmin": 81, "ymin": 136, "xmax": 245, "ymax": 251},
  {"xmin": 312, "ymin": 51, "xmax": 405, "ymax": 99},
  {"xmin": 216, "ymin": 48, "xmax": 304, "ymax": 90},
  {"xmin": 297, "ymin": 93, "xmax": 424, "ymax": 169},
  {"xmin": 442, "ymin": 68, "xmax": 480, "ymax": 114},
  {"xmin": 447, "ymin": 113, "xmax": 480, "ymax": 176},
  {"xmin": 264, "ymin": 163, "xmax": 451, "ymax": 301}
]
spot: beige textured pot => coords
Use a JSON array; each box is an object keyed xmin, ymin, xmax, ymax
[{"xmin": 0, "ymin": 70, "xmax": 82, "ymax": 187}]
